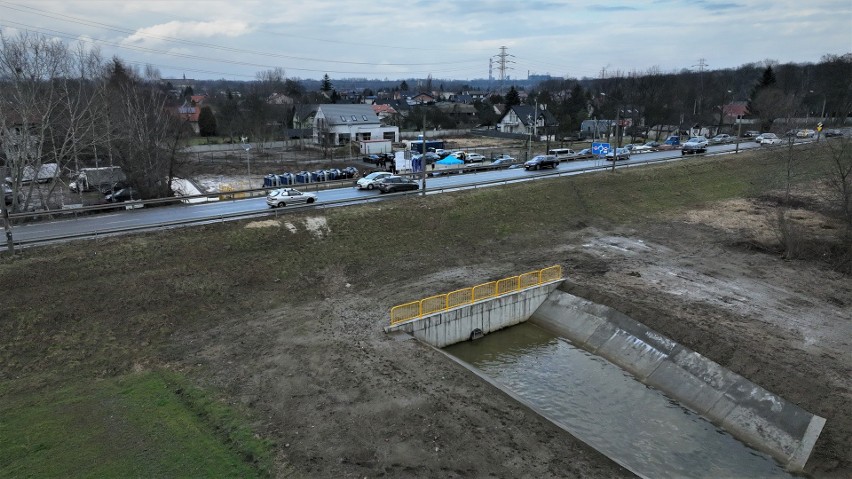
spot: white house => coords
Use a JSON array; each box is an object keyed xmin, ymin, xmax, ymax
[
  {"xmin": 496, "ymin": 105, "xmax": 557, "ymax": 136},
  {"xmin": 313, "ymin": 104, "xmax": 399, "ymax": 146}
]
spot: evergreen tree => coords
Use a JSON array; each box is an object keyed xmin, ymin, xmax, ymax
[
  {"xmin": 400, "ymin": 80, "xmax": 409, "ymax": 91},
  {"xmin": 505, "ymin": 86, "xmax": 521, "ymax": 108},
  {"xmin": 198, "ymin": 106, "xmax": 217, "ymax": 137},
  {"xmin": 321, "ymin": 74, "xmax": 333, "ymax": 93}
]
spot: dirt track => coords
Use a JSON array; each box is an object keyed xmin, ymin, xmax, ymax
[{"xmin": 174, "ymin": 193, "xmax": 850, "ymax": 478}]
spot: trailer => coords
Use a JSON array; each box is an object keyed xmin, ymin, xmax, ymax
[
  {"xmin": 407, "ymin": 139, "xmax": 445, "ymax": 154},
  {"xmin": 20, "ymin": 163, "xmax": 59, "ymax": 184},
  {"xmin": 69, "ymin": 166, "xmax": 126, "ymax": 193},
  {"xmin": 359, "ymin": 139, "xmax": 393, "ymax": 155}
]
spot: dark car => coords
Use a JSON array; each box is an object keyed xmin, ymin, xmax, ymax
[
  {"xmin": 105, "ymin": 187, "xmax": 140, "ymax": 202},
  {"xmin": 486, "ymin": 158, "xmax": 515, "ymax": 170},
  {"xmin": 524, "ymin": 155, "xmax": 559, "ymax": 170},
  {"xmin": 377, "ymin": 176, "xmax": 420, "ymax": 194},
  {"xmin": 824, "ymin": 129, "xmax": 844, "ymax": 138},
  {"xmin": 3, "ymin": 183, "xmax": 23, "ymax": 207}
]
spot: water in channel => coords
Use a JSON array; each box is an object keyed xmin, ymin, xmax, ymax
[{"xmin": 444, "ymin": 322, "xmax": 794, "ymax": 479}]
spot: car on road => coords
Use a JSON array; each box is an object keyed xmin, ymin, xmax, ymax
[
  {"xmin": 524, "ymin": 155, "xmax": 559, "ymax": 170},
  {"xmin": 744, "ymin": 130, "xmax": 761, "ymax": 138},
  {"xmin": 492, "ymin": 154, "xmax": 516, "ymax": 162},
  {"xmin": 377, "ymin": 176, "xmax": 420, "ymax": 194},
  {"xmin": 576, "ymin": 148, "xmax": 594, "ymax": 157},
  {"xmin": 266, "ymin": 188, "xmax": 317, "ymax": 208},
  {"xmin": 711, "ymin": 134, "xmax": 732, "ymax": 144},
  {"xmin": 605, "ymin": 147, "xmax": 631, "ymax": 161},
  {"xmin": 486, "ymin": 158, "xmax": 515, "ymax": 169},
  {"xmin": 356, "ymin": 171, "xmax": 394, "ymax": 190},
  {"xmin": 759, "ymin": 133, "xmax": 784, "ymax": 145},
  {"xmin": 797, "ymin": 129, "xmax": 816, "ymax": 138},
  {"xmin": 754, "ymin": 133, "xmax": 770, "ymax": 143},
  {"xmin": 681, "ymin": 137, "xmax": 709, "ymax": 155},
  {"xmin": 824, "ymin": 129, "xmax": 844, "ymax": 137}
]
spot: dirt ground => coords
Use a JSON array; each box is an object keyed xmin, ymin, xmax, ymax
[{"xmin": 160, "ymin": 140, "xmax": 852, "ymax": 478}]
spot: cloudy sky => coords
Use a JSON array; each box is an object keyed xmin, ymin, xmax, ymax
[{"xmin": 1, "ymin": 0, "xmax": 850, "ymax": 81}]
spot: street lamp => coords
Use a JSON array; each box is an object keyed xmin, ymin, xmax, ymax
[{"xmin": 242, "ymin": 144, "xmax": 251, "ymax": 187}]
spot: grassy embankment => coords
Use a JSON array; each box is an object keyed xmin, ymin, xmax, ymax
[{"xmin": 0, "ymin": 143, "xmax": 838, "ymax": 476}]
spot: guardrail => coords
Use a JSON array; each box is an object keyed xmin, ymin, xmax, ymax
[
  {"xmin": 8, "ymin": 141, "xmax": 787, "ymax": 248},
  {"xmin": 389, "ymin": 265, "xmax": 563, "ymax": 325}
]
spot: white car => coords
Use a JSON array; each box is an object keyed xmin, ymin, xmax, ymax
[
  {"xmin": 630, "ymin": 144, "xmax": 654, "ymax": 153},
  {"xmin": 759, "ymin": 133, "xmax": 784, "ymax": 145},
  {"xmin": 681, "ymin": 137, "xmax": 709, "ymax": 155},
  {"xmin": 356, "ymin": 171, "xmax": 393, "ymax": 190},
  {"xmin": 266, "ymin": 188, "xmax": 317, "ymax": 208},
  {"xmin": 466, "ymin": 153, "xmax": 486, "ymax": 163}
]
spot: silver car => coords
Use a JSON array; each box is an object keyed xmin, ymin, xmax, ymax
[
  {"xmin": 266, "ymin": 188, "xmax": 317, "ymax": 208},
  {"xmin": 356, "ymin": 171, "xmax": 393, "ymax": 190}
]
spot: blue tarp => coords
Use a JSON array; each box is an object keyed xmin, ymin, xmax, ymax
[{"xmin": 436, "ymin": 155, "xmax": 463, "ymax": 165}]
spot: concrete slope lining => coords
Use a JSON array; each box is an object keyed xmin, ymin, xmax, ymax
[{"xmin": 529, "ymin": 287, "xmax": 825, "ymax": 472}]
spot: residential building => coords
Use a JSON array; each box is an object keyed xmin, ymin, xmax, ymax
[
  {"xmin": 313, "ymin": 104, "xmax": 399, "ymax": 146},
  {"xmin": 496, "ymin": 105, "xmax": 558, "ymax": 136}
]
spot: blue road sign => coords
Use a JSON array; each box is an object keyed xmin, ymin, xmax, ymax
[{"xmin": 592, "ymin": 142, "xmax": 611, "ymax": 155}]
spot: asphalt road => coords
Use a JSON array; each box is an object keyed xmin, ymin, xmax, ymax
[{"xmin": 8, "ymin": 140, "xmax": 770, "ymax": 246}]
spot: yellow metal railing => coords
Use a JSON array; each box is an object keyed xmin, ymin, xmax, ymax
[{"xmin": 389, "ymin": 265, "xmax": 562, "ymax": 325}]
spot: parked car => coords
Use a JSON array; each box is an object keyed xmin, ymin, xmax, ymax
[
  {"xmin": 681, "ymin": 137, "xmax": 709, "ymax": 155},
  {"xmin": 759, "ymin": 133, "xmax": 784, "ymax": 145},
  {"xmin": 754, "ymin": 133, "xmax": 770, "ymax": 143},
  {"xmin": 605, "ymin": 147, "xmax": 631, "ymax": 161},
  {"xmin": 657, "ymin": 135, "xmax": 682, "ymax": 150},
  {"xmin": 824, "ymin": 129, "xmax": 844, "ymax": 137},
  {"xmin": 524, "ymin": 155, "xmax": 559, "ymax": 170},
  {"xmin": 576, "ymin": 148, "xmax": 594, "ymax": 157},
  {"xmin": 434, "ymin": 149, "xmax": 450, "ymax": 158},
  {"xmin": 711, "ymin": 134, "xmax": 732, "ymax": 144},
  {"xmin": 465, "ymin": 153, "xmax": 486, "ymax": 163},
  {"xmin": 104, "ymin": 187, "xmax": 140, "ymax": 203},
  {"xmin": 492, "ymin": 154, "xmax": 516, "ymax": 162},
  {"xmin": 377, "ymin": 176, "xmax": 420, "ymax": 194},
  {"xmin": 797, "ymin": 129, "xmax": 816, "ymax": 138},
  {"xmin": 356, "ymin": 171, "xmax": 393, "ymax": 190},
  {"xmin": 266, "ymin": 188, "xmax": 317, "ymax": 208},
  {"xmin": 744, "ymin": 130, "xmax": 761, "ymax": 138},
  {"xmin": 3, "ymin": 183, "xmax": 23, "ymax": 207}
]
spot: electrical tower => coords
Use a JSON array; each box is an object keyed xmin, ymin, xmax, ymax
[{"xmin": 493, "ymin": 46, "xmax": 515, "ymax": 93}]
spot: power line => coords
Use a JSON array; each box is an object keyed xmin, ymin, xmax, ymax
[
  {"xmin": 0, "ymin": 1, "xmax": 484, "ymax": 67},
  {"xmin": 0, "ymin": 22, "xmax": 485, "ymax": 77}
]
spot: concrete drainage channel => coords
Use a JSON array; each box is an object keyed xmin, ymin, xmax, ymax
[{"xmin": 385, "ymin": 281, "xmax": 825, "ymax": 477}]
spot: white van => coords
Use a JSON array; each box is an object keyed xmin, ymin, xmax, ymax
[{"xmin": 547, "ymin": 148, "xmax": 577, "ymax": 160}]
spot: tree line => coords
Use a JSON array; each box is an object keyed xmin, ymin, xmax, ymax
[{"xmin": 2, "ymin": 30, "xmax": 850, "ymax": 213}]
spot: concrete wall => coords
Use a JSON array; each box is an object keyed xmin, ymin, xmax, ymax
[
  {"xmin": 384, "ymin": 282, "xmax": 561, "ymax": 348},
  {"xmin": 530, "ymin": 288, "xmax": 826, "ymax": 472}
]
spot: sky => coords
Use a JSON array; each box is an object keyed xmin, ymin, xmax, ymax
[{"xmin": 0, "ymin": 0, "xmax": 850, "ymax": 82}]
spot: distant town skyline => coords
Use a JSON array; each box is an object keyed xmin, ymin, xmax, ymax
[{"xmin": 1, "ymin": 0, "xmax": 850, "ymax": 81}]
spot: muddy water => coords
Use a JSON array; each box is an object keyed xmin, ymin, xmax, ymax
[{"xmin": 444, "ymin": 322, "xmax": 794, "ymax": 479}]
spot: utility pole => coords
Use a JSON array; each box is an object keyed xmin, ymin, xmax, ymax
[
  {"xmin": 611, "ymin": 109, "xmax": 619, "ymax": 173},
  {"xmin": 1, "ymin": 166, "xmax": 14, "ymax": 255},
  {"xmin": 421, "ymin": 107, "xmax": 427, "ymax": 196}
]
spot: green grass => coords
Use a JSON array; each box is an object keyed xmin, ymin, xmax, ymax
[
  {"xmin": 0, "ymin": 142, "xmax": 844, "ymax": 476},
  {"xmin": 0, "ymin": 370, "xmax": 272, "ymax": 478}
]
